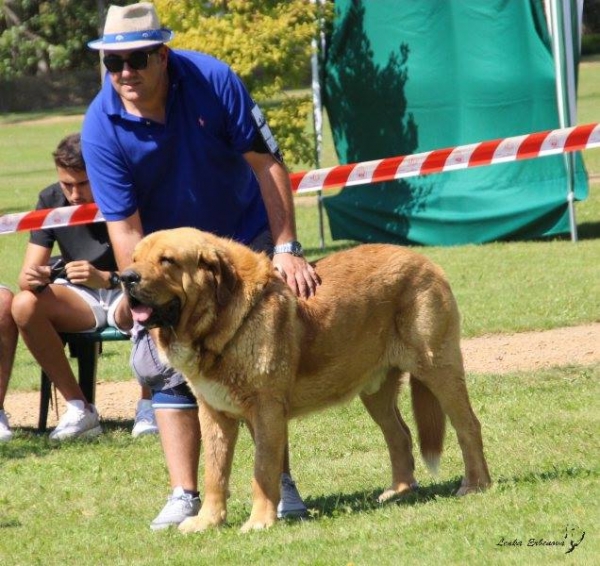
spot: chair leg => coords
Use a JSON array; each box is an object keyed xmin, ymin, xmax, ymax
[
  {"xmin": 38, "ymin": 370, "xmax": 52, "ymax": 432},
  {"xmin": 77, "ymin": 341, "xmax": 100, "ymax": 405}
]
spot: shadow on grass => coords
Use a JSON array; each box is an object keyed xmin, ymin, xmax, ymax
[
  {"xmin": 577, "ymin": 221, "xmax": 600, "ymax": 239},
  {"xmin": 101, "ymin": 418, "xmax": 135, "ymax": 432},
  {"xmin": 495, "ymin": 465, "xmax": 596, "ymax": 488},
  {"xmin": 0, "ymin": 518, "xmax": 22, "ymax": 529},
  {"xmin": 297, "ymin": 463, "xmax": 597, "ymax": 521},
  {"xmin": 542, "ymin": 221, "xmax": 600, "ymax": 241},
  {"xmin": 302, "ymin": 478, "xmax": 462, "ymax": 520},
  {"xmin": 0, "ymin": 418, "xmax": 140, "ymax": 461},
  {"xmin": 0, "ymin": 430, "xmax": 60, "ymax": 460}
]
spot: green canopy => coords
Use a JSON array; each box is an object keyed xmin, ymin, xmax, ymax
[{"xmin": 322, "ymin": 0, "xmax": 588, "ymax": 245}]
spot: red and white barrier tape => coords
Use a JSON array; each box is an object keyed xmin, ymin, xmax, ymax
[
  {"xmin": 0, "ymin": 203, "xmax": 104, "ymax": 235},
  {"xmin": 1, "ymin": 123, "xmax": 599, "ymax": 235},
  {"xmin": 290, "ymin": 122, "xmax": 600, "ymax": 193}
]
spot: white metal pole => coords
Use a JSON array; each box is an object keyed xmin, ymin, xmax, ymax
[
  {"xmin": 548, "ymin": 0, "xmax": 581, "ymax": 241},
  {"xmin": 310, "ymin": 0, "xmax": 327, "ymax": 249}
]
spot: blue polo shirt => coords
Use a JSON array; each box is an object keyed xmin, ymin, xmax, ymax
[{"xmin": 81, "ymin": 49, "xmax": 269, "ymax": 243}]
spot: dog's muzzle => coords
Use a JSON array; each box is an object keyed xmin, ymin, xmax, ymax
[
  {"xmin": 120, "ymin": 268, "xmax": 141, "ymax": 294},
  {"xmin": 120, "ymin": 268, "xmax": 181, "ymax": 329}
]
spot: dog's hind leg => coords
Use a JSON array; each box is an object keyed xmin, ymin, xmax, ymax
[
  {"xmin": 415, "ymin": 363, "xmax": 491, "ymax": 495},
  {"xmin": 360, "ymin": 368, "xmax": 418, "ymax": 502},
  {"xmin": 179, "ymin": 401, "xmax": 240, "ymax": 533}
]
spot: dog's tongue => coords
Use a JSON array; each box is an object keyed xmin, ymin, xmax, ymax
[{"xmin": 131, "ymin": 304, "xmax": 153, "ymax": 323}]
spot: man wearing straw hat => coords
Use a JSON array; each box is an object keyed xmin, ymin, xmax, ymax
[{"xmin": 82, "ymin": 2, "xmax": 318, "ymax": 530}]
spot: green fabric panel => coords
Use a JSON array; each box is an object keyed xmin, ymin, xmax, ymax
[{"xmin": 322, "ymin": 0, "xmax": 588, "ymax": 245}]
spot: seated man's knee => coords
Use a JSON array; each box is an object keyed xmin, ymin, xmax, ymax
[
  {"xmin": 0, "ymin": 287, "xmax": 14, "ymax": 311},
  {"xmin": 10, "ymin": 290, "xmax": 39, "ymax": 327}
]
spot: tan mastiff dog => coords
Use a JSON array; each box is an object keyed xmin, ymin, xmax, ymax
[{"xmin": 121, "ymin": 227, "xmax": 491, "ymax": 533}]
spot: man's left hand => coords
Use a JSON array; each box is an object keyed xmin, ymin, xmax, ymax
[{"xmin": 273, "ymin": 254, "xmax": 320, "ymax": 299}]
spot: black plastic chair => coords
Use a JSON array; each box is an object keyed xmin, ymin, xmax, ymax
[{"xmin": 38, "ymin": 327, "xmax": 129, "ymax": 431}]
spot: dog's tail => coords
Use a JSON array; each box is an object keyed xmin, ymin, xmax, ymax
[{"xmin": 410, "ymin": 377, "xmax": 446, "ymax": 474}]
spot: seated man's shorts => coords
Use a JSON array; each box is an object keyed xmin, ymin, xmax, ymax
[
  {"xmin": 54, "ymin": 278, "xmax": 126, "ymax": 332},
  {"xmin": 129, "ymin": 230, "xmax": 273, "ymax": 409}
]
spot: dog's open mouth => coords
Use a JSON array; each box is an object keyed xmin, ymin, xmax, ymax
[{"xmin": 128, "ymin": 294, "xmax": 181, "ymax": 329}]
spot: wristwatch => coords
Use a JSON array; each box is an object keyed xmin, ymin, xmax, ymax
[
  {"xmin": 273, "ymin": 240, "xmax": 304, "ymax": 257},
  {"xmin": 107, "ymin": 271, "xmax": 121, "ymax": 289}
]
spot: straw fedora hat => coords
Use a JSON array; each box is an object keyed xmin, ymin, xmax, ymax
[{"xmin": 88, "ymin": 2, "xmax": 174, "ymax": 51}]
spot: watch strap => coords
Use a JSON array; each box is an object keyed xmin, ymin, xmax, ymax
[
  {"xmin": 108, "ymin": 271, "xmax": 120, "ymax": 289},
  {"xmin": 273, "ymin": 240, "xmax": 304, "ymax": 257}
]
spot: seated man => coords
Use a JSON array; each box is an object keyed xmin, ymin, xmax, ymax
[
  {"xmin": 0, "ymin": 285, "xmax": 18, "ymax": 441},
  {"xmin": 11, "ymin": 133, "xmax": 157, "ymax": 440}
]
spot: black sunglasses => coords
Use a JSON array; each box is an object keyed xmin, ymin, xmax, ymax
[{"xmin": 103, "ymin": 47, "xmax": 161, "ymax": 73}]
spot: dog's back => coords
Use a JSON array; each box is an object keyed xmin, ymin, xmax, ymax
[{"xmin": 289, "ymin": 244, "xmax": 461, "ymax": 418}]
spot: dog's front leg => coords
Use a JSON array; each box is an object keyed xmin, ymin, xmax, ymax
[
  {"xmin": 179, "ymin": 401, "xmax": 239, "ymax": 533},
  {"xmin": 241, "ymin": 397, "xmax": 287, "ymax": 532}
]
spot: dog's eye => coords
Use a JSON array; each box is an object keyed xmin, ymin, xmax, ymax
[{"xmin": 159, "ymin": 256, "xmax": 177, "ymax": 266}]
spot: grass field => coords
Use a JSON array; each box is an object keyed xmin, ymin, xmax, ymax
[{"xmin": 0, "ymin": 57, "xmax": 599, "ymax": 565}]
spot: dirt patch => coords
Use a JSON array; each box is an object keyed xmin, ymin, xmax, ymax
[
  {"xmin": 5, "ymin": 323, "xmax": 599, "ymax": 430},
  {"xmin": 460, "ymin": 323, "xmax": 599, "ymax": 374}
]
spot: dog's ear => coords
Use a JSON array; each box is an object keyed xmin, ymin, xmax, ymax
[
  {"xmin": 213, "ymin": 252, "xmax": 238, "ymax": 306},
  {"xmin": 198, "ymin": 248, "xmax": 237, "ymax": 306}
]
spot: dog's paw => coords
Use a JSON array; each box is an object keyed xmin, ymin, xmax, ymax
[
  {"xmin": 455, "ymin": 481, "xmax": 491, "ymax": 497},
  {"xmin": 455, "ymin": 474, "xmax": 492, "ymax": 496},
  {"xmin": 178, "ymin": 516, "xmax": 211, "ymax": 533},
  {"xmin": 377, "ymin": 481, "xmax": 418, "ymax": 503},
  {"xmin": 240, "ymin": 516, "xmax": 277, "ymax": 533},
  {"xmin": 178, "ymin": 513, "xmax": 223, "ymax": 534}
]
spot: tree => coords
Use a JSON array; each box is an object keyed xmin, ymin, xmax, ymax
[
  {"xmin": 584, "ymin": 0, "xmax": 600, "ymax": 33},
  {"xmin": 0, "ymin": 0, "xmax": 129, "ymax": 79}
]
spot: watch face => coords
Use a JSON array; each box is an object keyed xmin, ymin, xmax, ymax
[{"xmin": 110, "ymin": 272, "xmax": 120, "ymax": 288}]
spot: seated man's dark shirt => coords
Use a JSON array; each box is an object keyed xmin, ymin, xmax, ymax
[{"xmin": 29, "ymin": 183, "xmax": 117, "ymax": 271}]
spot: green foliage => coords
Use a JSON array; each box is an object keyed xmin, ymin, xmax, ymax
[
  {"xmin": 1, "ymin": 1, "xmax": 92, "ymax": 76},
  {"xmin": 0, "ymin": 0, "xmax": 138, "ymax": 78},
  {"xmin": 153, "ymin": 0, "xmax": 332, "ymax": 167},
  {"xmin": 584, "ymin": 0, "xmax": 600, "ymax": 32},
  {"xmin": 582, "ymin": 32, "xmax": 600, "ymax": 55}
]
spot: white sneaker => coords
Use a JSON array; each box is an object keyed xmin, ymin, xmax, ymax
[
  {"xmin": 49, "ymin": 400, "xmax": 102, "ymax": 441},
  {"xmin": 0, "ymin": 409, "xmax": 12, "ymax": 441},
  {"xmin": 132, "ymin": 399, "xmax": 158, "ymax": 438},
  {"xmin": 277, "ymin": 473, "xmax": 308, "ymax": 519},
  {"xmin": 150, "ymin": 486, "xmax": 201, "ymax": 531}
]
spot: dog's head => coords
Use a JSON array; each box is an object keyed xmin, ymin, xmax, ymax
[{"xmin": 121, "ymin": 228, "xmax": 239, "ymax": 334}]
